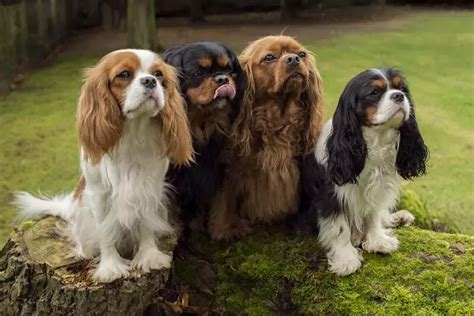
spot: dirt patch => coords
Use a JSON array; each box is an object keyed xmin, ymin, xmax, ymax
[{"xmin": 58, "ymin": 5, "xmax": 417, "ymax": 59}]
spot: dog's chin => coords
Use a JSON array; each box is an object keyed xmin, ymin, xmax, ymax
[
  {"xmin": 124, "ymin": 97, "xmax": 161, "ymax": 119},
  {"xmin": 374, "ymin": 110, "xmax": 406, "ymax": 129},
  {"xmin": 279, "ymin": 72, "xmax": 305, "ymax": 96},
  {"xmin": 212, "ymin": 97, "xmax": 231, "ymax": 109}
]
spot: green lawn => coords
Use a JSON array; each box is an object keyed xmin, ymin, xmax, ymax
[{"xmin": 0, "ymin": 10, "xmax": 472, "ymax": 243}]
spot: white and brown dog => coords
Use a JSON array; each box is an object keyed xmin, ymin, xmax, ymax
[{"xmin": 14, "ymin": 49, "xmax": 193, "ymax": 283}]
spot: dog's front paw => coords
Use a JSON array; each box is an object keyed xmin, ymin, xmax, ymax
[
  {"xmin": 131, "ymin": 247, "xmax": 171, "ymax": 273},
  {"xmin": 328, "ymin": 246, "xmax": 363, "ymax": 276},
  {"xmin": 92, "ymin": 257, "xmax": 130, "ymax": 283},
  {"xmin": 393, "ymin": 210, "xmax": 415, "ymax": 227},
  {"xmin": 210, "ymin": 219, "xmax": 252, "ymax": 241},
  {"xmin": 362, "ymin": 232, "xmax": 399, "ymax": 254}
]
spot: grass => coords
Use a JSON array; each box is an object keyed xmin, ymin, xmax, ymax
[{"xmin": 0, "ymin": 10, "xmax": 473, "ymax": 243}]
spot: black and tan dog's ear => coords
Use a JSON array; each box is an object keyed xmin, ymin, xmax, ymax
[
  {"xmin": 163, "ymin": 45, "xmax": 185, "ymax": 71},
  {"xmin": 326, "ymin": 83, "xmax": 367, "ymax": 186},
  {"xmin": 224, "ymin": 45, "xmax": 246, "ymax": 122},
  {"xmin": 302, "ymin": 53, "xmax": 324, "ymax": 154},
  {"xmin": 396, "ymin": 94, "xmax": 428, "ymax": 179}
]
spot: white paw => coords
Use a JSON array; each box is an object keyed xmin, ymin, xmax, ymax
[
  {"xmin": 131, "ymin": 247, "xmax": 171, "ymax": 273},
  {"xmin": 351, "ymin": 230, "xmax": 365, "ymax": 247},
  {"xmin": 363, "ymin": 233, "xmax": 400, "ymax": 254},
  {"xmin": 395, "ymin": 210, "xmax": 415, "ymax": 227},
  {"xmin": 92, "ymin": 257, "xmax": 130, "ymax": 283},
  {"xmin": 328, "ymin": 246, "xmax": 363, "ymax": 276}
]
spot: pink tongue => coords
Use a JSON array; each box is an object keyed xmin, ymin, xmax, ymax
[{"xmin": 213, "ymin": 84, "xmax": 236, "ymax": 100}]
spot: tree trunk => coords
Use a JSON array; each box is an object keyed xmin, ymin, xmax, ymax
[
  {"xmin": 127, "ymin": 0, "xmax": 157, "ymax": 50},
  {"xmin": 280, "ymin": 0, "xmax": 300, "ymax": 22},
  {"xmin": 0, "ymin": 217, "xmax": 176, "ymax": 315}
]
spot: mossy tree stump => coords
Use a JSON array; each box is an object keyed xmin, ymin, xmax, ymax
[
  {"xmin": 0, "ymin": 217, "xmax": 176, "ymax": 315},
  {"xmin": 0, "ymin": 199, "xmax": 473, "ymax": 314}
]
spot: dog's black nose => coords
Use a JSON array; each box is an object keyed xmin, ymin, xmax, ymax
[
  {"xmin": 213, "ymin": 74, "xmax": 230, "ymax": 86},
  {"xmin": 140, "ymin": 76, "xmax": 157, "ymax": 89},
  {"xmin": 285, "ymin": 54, "xmax": 301, "ymax": 67},
  {"xmin": 391, "ymin": 91, "xmax": 405, "ymax": 103}
]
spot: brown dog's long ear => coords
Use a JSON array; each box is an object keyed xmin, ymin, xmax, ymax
[
  {"xmin": 77, "ymin": 65, "xmax": 123, "ymax": 165},
  {"xmin": 232, "ymin": 50, "xmax": 255, "ymax": 156},
  {"xmin": 302, "ymin": 53, "xmax": 324, "ymax": 154},
  {"xmin": 160, "ymin": 66, "xmax": 194, "ymax": 166}
]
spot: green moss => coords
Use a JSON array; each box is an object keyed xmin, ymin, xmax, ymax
[
  {"xmin": 212, "ymin": 228, "xmax": 474, "ymax": 314},
  {"xmin": 17, "ymin": 219, "xmax": 36, "ymax": 232}
]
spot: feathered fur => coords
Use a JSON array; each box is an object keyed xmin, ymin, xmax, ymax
[
  {"xmin": 297, "ymin": 68, "xmax": 427, "ymax": 276},
  {"xmin": 209, "ymin": 36, "xmax": 324, "ymax": 240},
  {"xmin": 13, "ymin": 49, "xmax": 193, "ymax": 283},
  {"xmin": 163, "ymin": 42, "xmax": 245, "ymax": 234}
]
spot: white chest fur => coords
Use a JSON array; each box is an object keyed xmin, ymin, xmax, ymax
[
  {"xmin": 337, "ymin": 127, "xmax": 401, "ymax": 230},
  {"xmin": 82, "ymin": 117, "xmax": 170, "ymax": 229}
]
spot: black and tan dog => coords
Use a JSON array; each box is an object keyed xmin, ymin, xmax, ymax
[{"xmin": 164, "ymin": 42, "xmax": 245, "ymax": 233}]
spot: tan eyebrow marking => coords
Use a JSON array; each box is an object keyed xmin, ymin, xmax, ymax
[
  {"xmin": 391, "ymin": 76, "xmax": 401, "ymax": 88},
  {"xmin": 198, "ymin": 58, "xmax": 212, "ymax": 68},
  {"xmin": 372, "ymin": 79, "xmax": 387, "ymax": 89},
  {"xmin": 218, "ymin": 56, "xmax": 230, "ymax": 68}
]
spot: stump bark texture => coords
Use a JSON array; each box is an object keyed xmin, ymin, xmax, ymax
[{"xmin": 0, "ymin": 217, "xmax": 176, "ymax": 315}]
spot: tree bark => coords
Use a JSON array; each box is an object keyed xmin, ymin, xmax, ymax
[
  {"xmin": 0, "ymin": 217, "xmax": 176, "ymax": 315},
  {"xmin": 127, "ymin": 0, "xmax": 157, "ymax": 50}
]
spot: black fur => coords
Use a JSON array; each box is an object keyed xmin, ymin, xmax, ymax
[
  {"xmin": 396, "ymin": 99, "xmax": 428, "ymax": 180},
  {"xmin": 164, "ymin": 42, "xmax": 244, "ymax": 230},
  {"xmin": 326, "ymin": 72, "xmax": 370, "ymax": 186},
  {"xmin": 292, "ymin": 153, "xmax": 340, "ymax": 234}
]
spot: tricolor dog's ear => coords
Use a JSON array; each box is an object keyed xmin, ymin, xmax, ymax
[
  {"xmin": 326, "ymin": 80, "xmax": 367, "ymax": 186},
  {"xmin": 396, "ymin": 92, "xmax": 428, "ymax": 179}
]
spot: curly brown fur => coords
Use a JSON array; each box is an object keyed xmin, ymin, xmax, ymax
[{"xmin": 209, "ymin": 36, "xmax": 324, "ymax": 240}]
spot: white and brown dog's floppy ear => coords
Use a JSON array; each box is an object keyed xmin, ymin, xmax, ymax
[
  {"xmin": 160, "ymin": 65, "xmax": 194, "ymax": 166},
  {"xmin": 77, "ymin": 63, "xmax": 123, "ymax": 165},
  {"xmin": 302, "ymin": 53, "xmax": 324, "ymax": 154}
]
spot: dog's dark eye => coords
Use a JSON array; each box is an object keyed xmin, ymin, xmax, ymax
[
  {"xmin": 371, "ymin": 88, "xmax": 382, "ymax": 96},
  {"xmin": 298, "ymin": 52, "xmax": 306, "ymax": 58},
  {"xmin": 117, "ymin": 71, "xmax": 130, "ymax": 79},
  {"xmin": 153, "ymin": 70, "xmax": 163, "ymax": 78},
  {"xmin": 263, "ymin": 54, "xmax": 276, "ymax": 62},
  {"xmin": 194, "ymin": 69, "xmax": 204, "ymax": 77},
  {"xmin": 400, "ymin": 87, "xmax": 408, "ymax": 93}
]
